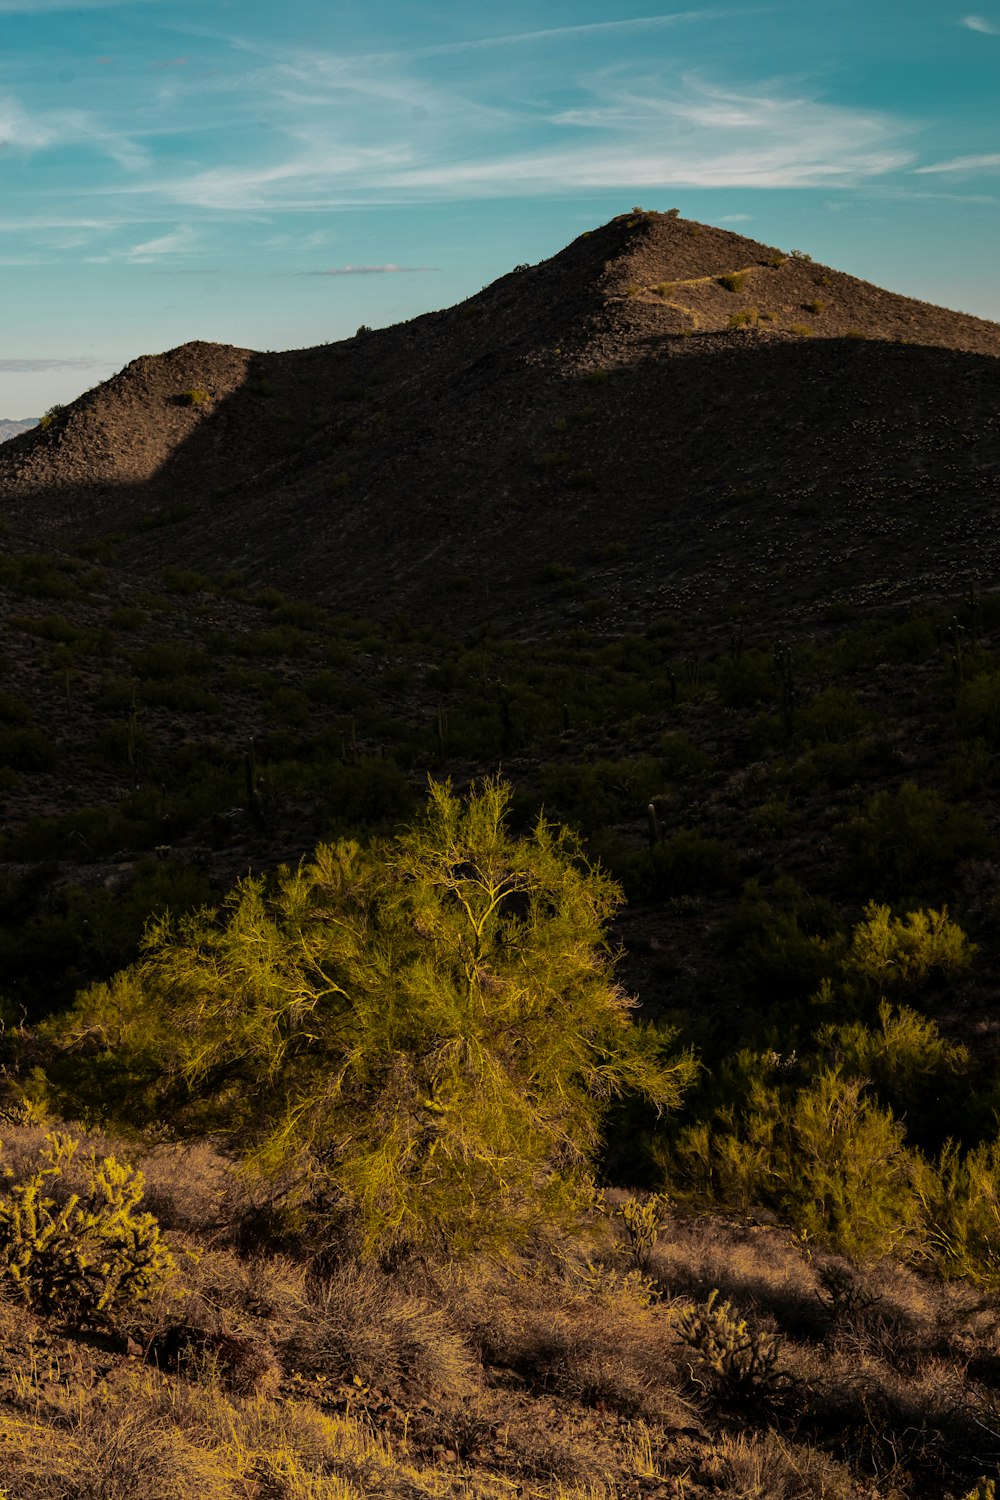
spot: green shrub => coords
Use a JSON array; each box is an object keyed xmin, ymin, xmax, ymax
[
  {"xmin": 37, "ymin": 403, "xmax": 65, "ymax": 430},
  {"xmin": 794, "ymin": 686, "xmax": 867, "ymax": 745},
  {"xmin": 818, "ymin": 1002, "xmax": 968, "ymax": 1138},
  {"xmin": 717, "ymin": 272, "xmax": 747, "ymax": 292},
  {"xmin": 956, "ymin": 671, "xmax": 1000, "ymax": 749},
  {"xmin": 107, "ymin": 606, "xmax": 148, "ymax": 631},
  {"xmin": 846, "ymin": 902, "xmax": 975, "ymax": 991},
  {"xmin": 52, "ymin": 779, "xmax": 695, "ymax": 1256},
  {"xmin": 0, "ymin": 1131, "xmax": 174, "ymax": 1323},
  {"xmin": 677, "ymin": 1067, "xmax": 921, "ymax": 1260},
  {"xmin": 0, "ymin": 727, "xmax": 57, "ymax": 773},
  {"xmin": 840, "ymin": 781, "xmax": 990, "ymax": 898},
  {"xmin": 726, "ymin": 899, "xmax": 837, "ymax": 1007},
  {"xmin": 0, "ymin": 554, "xmax": 83, "ymax": 600},
  {"xmin": 177, "ymin": 388, "xmax": 211, "ymax": 407},
  {"xmin": 916, "ymin": 1136, "xmax": 1000, "ymax": 1288},
  {"xmin": 132, "ymin": 643, "xmax": 211, "ymax": 679},
  {"xmin": 787, "ymin": 1071, "xmax": 920, "ymax": 1259},
  {"xmin": 0, "ymin": 692, "xmax": 28, "ymax": 725},
  {"xmin": 628, "ymin": 829, "xmax": 740, "ymax": 902},
  {"xmin": 160, "ymin": 567, "xmax": 213, "ymax": 595},
  {"xmin": 716, "ymin": 654, "xmax": 774, "ymax": 709}
]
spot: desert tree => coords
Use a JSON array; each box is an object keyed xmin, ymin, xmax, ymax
[{"xmin": 53, "ymin": 778, "xmax": 694, "ymax": 1254}]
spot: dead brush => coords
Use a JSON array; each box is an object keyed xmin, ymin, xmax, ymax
[
  {"xmin": 441, "ymin": 1256, "xmax": 694, "ymax": 1425},
  {"xmin": 675, "ymin": 1289, "xmax": 800, "ymax": 1418},
  {"xmin": 701, "ymin": 1429, "xmax": 866, "ymax": 1499},
  {"xmin": 652, "ymin": 1217, "xmax": 824, "ymax": 1339},
  {"xmin": 286, "ymin": 1261, "xmax": 476, "ymax": 1402},
  {"xmin": 815, "ymin": 1261, "xmax": 881, "ymax": 1325}
]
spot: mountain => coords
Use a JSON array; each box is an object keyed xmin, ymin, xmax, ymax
[
  {"xmin": 2, "ymin": 209, "xmax": 999, "ymax": 639},
  {"xmin": 0, "ymin": 418, "xmax": 37, "ymax": 443}
]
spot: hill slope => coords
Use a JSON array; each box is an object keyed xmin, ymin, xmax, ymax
[{"xmin": 3, "ymin": 210, "xmax": 1000, "ymax": 635}]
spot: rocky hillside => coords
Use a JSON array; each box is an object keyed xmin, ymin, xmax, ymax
[{"xmin": 2, "ymin": 210, "xmax": 999, "ymax": 636}]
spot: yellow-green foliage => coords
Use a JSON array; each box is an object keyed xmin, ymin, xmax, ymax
[
  {"xmin": 785, "ymin": 1070, "xmax": 919, "ymax": 1259},
  {"xmin": 915, "ymin": 1136, "xmax": 1000, "ymax": 1289},
  {"xmin": 0, "ymin": 1131, "xmax": 174, "ymax": 1321},
  {"xmin": 818, "ymin": 1001, "xmax": 968, "ymax": 1111},
  {"xmin": 846, "ymin": 901, "xmax": 976, "ymax": 990},
  {"xmin": 55, "ymin": 779, "xmax": 695, "ymax": 1257}
]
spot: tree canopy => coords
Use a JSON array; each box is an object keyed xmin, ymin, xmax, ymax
[{"xmin": 53, "ymin": 778, "xmax": 694, "ymax": 1254}]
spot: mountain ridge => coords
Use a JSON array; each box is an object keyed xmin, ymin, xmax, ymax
[{"xmin": 3, "ymin": 210, "xmax": 999, "ymax": 636}]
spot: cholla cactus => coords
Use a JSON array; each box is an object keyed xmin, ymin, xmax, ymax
[
  {"xmin": 675, "ymin": 1289, "xmax": 796, "ymax": 1414},
  {"xmin": 0, "ymin": 1131, "xmax": 174, "ymax": 1322},
  {"xmin": 615, "ymin": 1191, "xmax": 670, "ymax": 1272}
]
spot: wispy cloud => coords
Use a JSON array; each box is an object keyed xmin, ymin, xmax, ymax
[
  {"xmin": 396, "ymin": 10, "xmax": 744, "ymax": 58},
  {"xmin": 719, "ymin": 213, "xmax": 752, "ymax": 221},
  {"xmin": 0, "ymin": 0, "xmax": 152, "ymax": 8},
  {"xmin": 0, "ymin": 97, "xmax": 56, "ymax": 150},
  {"xmin": 304, "ymin": 264, "xmax": 438, "ymax": 275},
  {"xmin": 102, "ymin": 68, "xmax": 912, "ymax": 214},
  {"xmin": 962, "ymin": 14, "xmax": 1000, "ymax": 33},
  {"xmin": 0, "ymin": 93, "xmax": 147, "ymax": 170},
  {"xmin": 914, "ymin": 152, "xmax": 1000, "ymax": 174},
  {"xmin": 0, "ymin": 358, "xmax": 110, "ymax": 372},
  {"xmin": 85, "ymin": 226, "xmax": 198, "ymax": 263}
]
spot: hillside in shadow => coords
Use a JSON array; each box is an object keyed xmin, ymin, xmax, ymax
[{"xmin": 2, "ymin": 210, "xmax": 1000, "ymax": 637}]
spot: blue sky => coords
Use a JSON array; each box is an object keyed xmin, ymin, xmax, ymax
[{"xmin": 2, "ymin": 0, "xmax": 999, "ymax": 415}]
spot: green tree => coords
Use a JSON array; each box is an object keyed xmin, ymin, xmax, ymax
[{"xmin": 53, "ymin": 779, "xmax": 694, "ymax": 1255}]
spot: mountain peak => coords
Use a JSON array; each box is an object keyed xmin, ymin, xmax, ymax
[{"xmin": 2, "ymin": 212, "xmax": 999, "ymax": 636}]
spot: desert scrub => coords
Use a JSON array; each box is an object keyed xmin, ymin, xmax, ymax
[
  {"xmin": 0, "ymin": 1130, "xmax": 174, "ymax": 1323},
  {"xmin": 37, "ymin": 403, "xmax": 64, "ymax": 429},
  {"xmin": 177, "ymin": 388, "xmax": 211, "ymax": 406},
  {"xmin": 717, "ymin": 272, "xmax": 748, "ymax": 292}
]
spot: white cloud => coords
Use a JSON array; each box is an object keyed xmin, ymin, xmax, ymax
[
  {"xmin": 962, "ymin": 14, "xmax": 1000, "ymax": 33},
  {"xmin": 914, "ymin": 152, "xmax": 1000, "ymax": 174},
  {"xmin": 305, "ymin": 264, "xmax": 438, "ymax": 275},
  {"xmin": 719, "ymin": 213, "xmax": 752, "ymax": 221}
]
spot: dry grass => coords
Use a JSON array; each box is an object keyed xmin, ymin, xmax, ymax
[{"xmin": 2, "ymin": 1119, "xmax": 1000, "ymax": 1498}]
